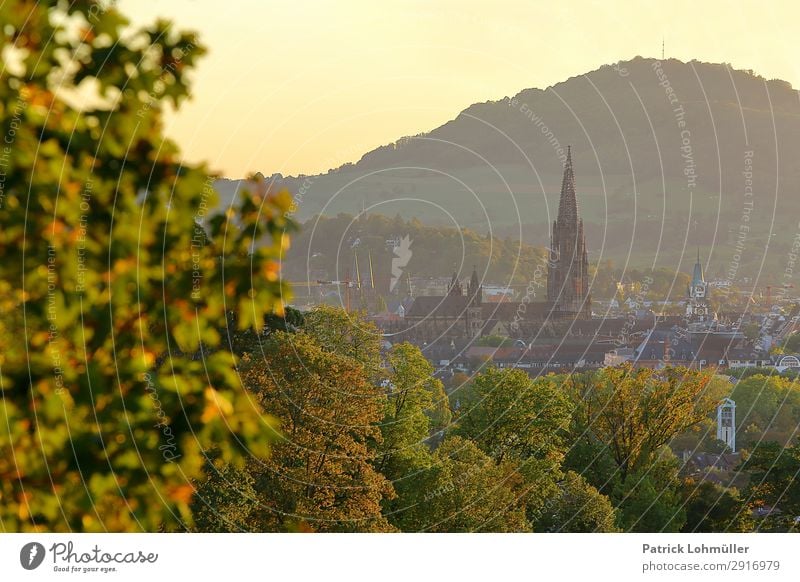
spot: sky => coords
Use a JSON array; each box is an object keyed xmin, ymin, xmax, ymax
[{"xmin": 121, "ymin": 0, "xmax": 799, "ymax": 179}]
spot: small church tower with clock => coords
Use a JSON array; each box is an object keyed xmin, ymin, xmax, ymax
[{"xmin": 687, "ymin": 251, "xmax": 712, "ymax": 323}]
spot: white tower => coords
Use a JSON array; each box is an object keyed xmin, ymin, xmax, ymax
[{"xmin": 716, "ymin": 398, "xmax": 736, "ymax": 452}]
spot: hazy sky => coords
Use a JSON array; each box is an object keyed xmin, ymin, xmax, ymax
[{"xmin": 121, "ymin": 0, "xmax": 798, "ymax": 178}]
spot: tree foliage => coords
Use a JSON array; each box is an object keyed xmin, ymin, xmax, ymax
[
  {"xmin": 731, "ymin": 375, "xmax": 800, "ymax": 446},
  {"xmin": 451, "ymin": 368, "xmax": 572, "ymax": 522},
  {"xmin": 740, "ymin": 440, "xmax": 800, "ymax": 531},
  {"xmin": 612, "ymin": 451, "xmax": 687, "ymax": 532},
  {"xmin": 303, "ymin": 305, "xmax": 381, "ymax": 373},
  {"xmin": 567, "ymin": 366, "xmax": 717, "ymax": 482},
  {"xmin": 536, "ymin": 471, "xmax": 619, "ymax": 532},
  {"xmin": 393, "ymin": 437, "xmax": 530, "ymax": 532},
  {"xmin": 452, "ymin": 368, "xmax": 571, "ymax": 465},
  {"xmin": 378, "ymin": 342, "xmax": 449, "ymax": 480},
  {"xmin": 238, "ymin": 332, "xmax": 394, "ymax": 532},
  {"xmin": 0, "ymin": 0, "xmax": 294, "ymax": 531},
  {"xmin": 681, "ymin": 481, "xmax": 753, "ymax": 533}
]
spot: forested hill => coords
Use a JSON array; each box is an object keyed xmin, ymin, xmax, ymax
[
  {"xmin": 221, "ymin": 56, "xmax": 800, "ymax": 281},
  {"xmin": 281, "ymin": 212, "xmax": 699, "ymax": 302},
  {"xmin": 280, "ymin": 213, "xmax": 547, "ymax": 290}
]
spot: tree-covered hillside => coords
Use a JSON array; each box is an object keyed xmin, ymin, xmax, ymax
[
  {"xmin": 282, "ymin": 212, "xmax": 548, "ymax": 290},
  {"xmin": 221, "ymin": 56, "xmax": 800, "ymax": 281}
]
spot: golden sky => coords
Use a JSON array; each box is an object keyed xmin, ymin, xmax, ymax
[{"xmin": 121, "ymin": 0, "xmax": 798, "ymax": 178}]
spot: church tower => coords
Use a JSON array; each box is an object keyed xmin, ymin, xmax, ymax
[
  {"xmin": 466, "ymin": 267, "xmax": 483, "ymax": 338},
  {"xmin": 468, "ymin": 266, "xmax": 482, "ymax": 306},
  {"xmin": 547, "ymin": 147, "xmax": 591, "ymax": 318},
  {"xmin": 687, "ymin": 250, "xmax": 712, "ymax": 323}
]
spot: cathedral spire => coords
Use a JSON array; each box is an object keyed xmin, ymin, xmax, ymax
[
  {"xmin": 557, "ymin": 145, "xmax": 578, "ymax": 225},
  {"xmin": 548, "ymin": 146, "xmax": 591, "ymax": 318},
  {"xmin": 448, "ymin": 271, "xmax": 462, "ymax": 296},
  {"xmin": 692, "ymin": 249, "xmax": 704, "ymax": 287},
  {"xmin": 468, "ymin": 266, "xmax": 482, "ymax": 305}
]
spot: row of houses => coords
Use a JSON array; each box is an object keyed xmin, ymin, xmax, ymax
[{"xmin": 421, "ymin": 317, "xmax": 800, "ymax": 376}]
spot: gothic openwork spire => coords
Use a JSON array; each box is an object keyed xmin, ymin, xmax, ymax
[
  {"xmin": 548, "ymin": 146, "xmax": 591, "ymax": 317},
  {"xmin": 557, "ymin": 145, "xmax": 579, "ymax": 226}
]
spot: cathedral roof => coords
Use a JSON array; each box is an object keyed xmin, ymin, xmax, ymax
[{"xmin": 406, "ymin": 295, "xmax": 470, "ymax": 318}]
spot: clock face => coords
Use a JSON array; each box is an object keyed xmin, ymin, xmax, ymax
[
  {"xmin": 694, "ymin": 284, "xmax": 706, "ymax": 297},
  {"xmin": 695, "ymin": 306, "xmax": 708, "ymax": 315}
]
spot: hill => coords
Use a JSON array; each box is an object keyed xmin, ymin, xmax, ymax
[
  {"xmin": 219, "ymin": 56, "xmax": 800, "ymax": 282},
  {"xmin": 281, "ymin": 212, "xmax": 547, "ymax": 292}
]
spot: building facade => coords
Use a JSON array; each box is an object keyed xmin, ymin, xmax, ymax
[{"xmin": 389, "ymin": 148, "xmax": 592, "ymax": 344}]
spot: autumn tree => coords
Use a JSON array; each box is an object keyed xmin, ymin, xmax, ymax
[
  {"xmin": 191, "ymin": 461, "xmax": 260, "ymax": 532},
  {"xmin": 536, "ymin": 471, "xmax": 619, "ymax": 532},
  {"xmin": 612, "ymin": 450, "xmax": 687, "ymax": 532},
  {"xmin": 740, "ymin": 440, "xmax": 800, "ymax": 531},
  {"xmin": 681, "ymin": 481, "xmax": 753, "ymax": 533},
  {"xmin": 730, "ymin": 375, "xmax": 800, "ymax": 446},
  {"xmin": 563, "ymin": 366, "xmax": 723, "ymax": 531},
  {"xmin": 567, "ymin": 365, "xmax": 717, "ymax": 483},
  {"xmin": 376, "ymin": 342, "xmax": 451, "ymax": 528},
  {"xmin": 0, "ymin": 0, "xmax": 294, "ymax": 531},
  {"xmin": 237, "ymin": 332, "xmax": 394, "ymax": 532},
  {"xmin": 303, "ymin": 305, "xmax": 382, "ymax": 373},
  {"xmin": 451, "ymin": 368, "xmax": 572, "ymax": 522},
  {"xmin": 392, "ymin": 437, "xmax": 530, "ymax": 532},
  {"xmin": 670, "ymin": 375, "xmax": 734, "ymax": 453}
]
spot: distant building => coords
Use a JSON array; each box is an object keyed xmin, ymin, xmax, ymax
[
  {"xmin": 687, "ymin": 250, "xmax": 714, "ymax": 324},
  {"xmin": 547, "ymin": 146, "xmax": 591, "ymax": 318},
  {"xmin": 386, "ymin": 148, "xmax": 592, "ymax": 345},
  {"xmin": 371, "ymin": 154, "xmax": 771, "ymax": 376},
  {"xmin": 716, "ymin": 398, "xmax": 736, "ymax": 452}
]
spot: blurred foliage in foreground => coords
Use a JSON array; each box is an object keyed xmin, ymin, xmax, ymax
[{"xmin": 0, "ymin": 0, "xmax": 294, "ymax": 531}]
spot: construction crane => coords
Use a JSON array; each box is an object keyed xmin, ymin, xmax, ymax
[
  {"xmin": 316, "ymin": 270, "xmax": 355, "ymax": 311},
  {"xmin": 309, "ymin": 249, "xmax": 369, "ymax": 312}
]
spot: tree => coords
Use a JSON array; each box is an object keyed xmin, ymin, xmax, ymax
[
  {"xmin": 740, "ymin": 440, "xmax": 800, "ymax": 531},
  {"xmin": 782, "ymin": 332, "xmax": 800, "ymax": 353},
  {"xmin": 562, "ymin": 425, "xmax": 620, "ymax": 496},
  {"xmin": 191, "ymin": 461, "xmax": 260, "ymax": 532},
  {"xmin": 227, "ymin": 305, "xmax": 305, "ymax": 355},
  {"xmin": 238, "ymin": 332, "xmax": 394, "ymax": 532},
  {"xmin": 303, "ymin": 305, "xmax": 382, "ymax": 373},
  {"xmin": 567, "ymin": 365, "xmax": 717, "ymax": 483},
  {"xmin": 451, "ymin": 368, "xmax": 572, "ymax": 521},
  {"xmin": 681, "ymin": 481, "xmax": 753, "ymax": 532},
  {"xmin": 536, "ymin": 471, "xmax": 619, "ymax": 532},
  {"xmin": 378, "ymin": 343, "xmax": 449, "ymax": 477},
  {"xmin": 613, "ymin": 451, "xmax": 687, "ymax": 532},
  {"xmin": 564, "ymin": 366, "xmax": 723, "ymax": 532},
  {"xmin": 376, "ymin": 343, "xmax": 451, "ymax": 528},
  {"xmin": 670, "ymin": 375, "xmax": 734, "ymax": 453},
  {"xmin": 730, "ymin": 375, "xmax": 800, "ymax": 446},
  {"xmin": 0, "ymin": 1, "xmax": 294, "ymax": 531},
  {"xmin": 452, "ymin": 368, "xmax": 571, "ymax": 464},
  {"xmin": 393, "ymin": 437, "xmax": 530, "ymax": 532}
]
